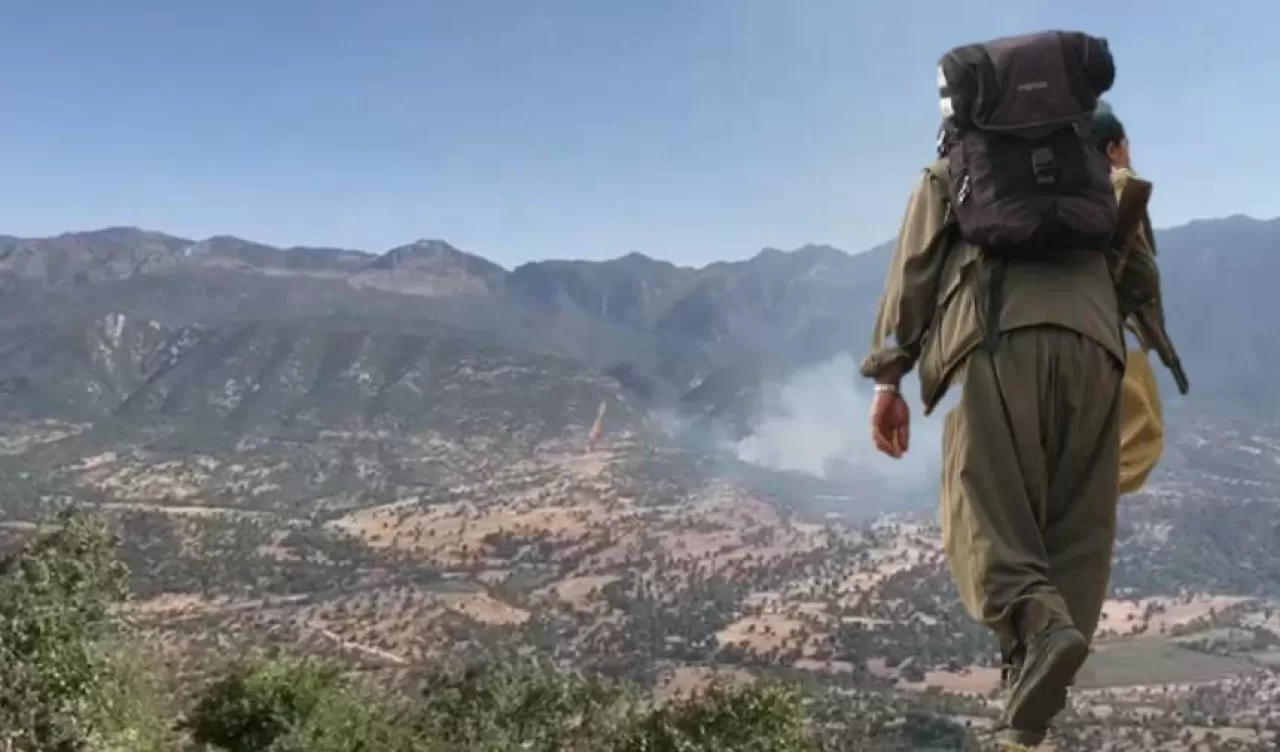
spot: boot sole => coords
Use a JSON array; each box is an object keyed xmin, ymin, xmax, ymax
[{"xmin": 995, "ymin": 726, "xmax": 1045, "ymax": 750}]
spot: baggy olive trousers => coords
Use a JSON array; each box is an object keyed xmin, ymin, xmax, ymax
[{"xmin": 941, "ymin": 326, "xmax": 1123, "ymax": 649}]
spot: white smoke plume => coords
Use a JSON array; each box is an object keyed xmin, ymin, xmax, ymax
[{"xmin": 734, "ymin": 354, "xmax": 952, "ymax": 493}]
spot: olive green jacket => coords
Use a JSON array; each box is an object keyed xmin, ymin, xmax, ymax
[{"xmin": 860, "ymin": 158, "xmax": 1126, "ymax": 414}]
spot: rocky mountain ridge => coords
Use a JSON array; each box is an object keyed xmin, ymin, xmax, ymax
[{"xmin": 4, "ymin": 214, "xmax": 1278, "ymax": 430}]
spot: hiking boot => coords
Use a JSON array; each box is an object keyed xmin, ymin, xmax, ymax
[{"xmin": 997, "ymin": 624, "xmax": 1088, "ymax": 745}]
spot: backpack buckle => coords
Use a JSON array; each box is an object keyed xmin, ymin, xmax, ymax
[{"xmin": 1031, "ymin": 148, "xmax": 1058, "ymax": 186}]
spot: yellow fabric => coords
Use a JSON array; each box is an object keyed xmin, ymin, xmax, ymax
[
  {"xmin": 1118, "ymin": 347, "xmax": 1163, "ymax": 494},
  {"xmin": 1112, "ymin": 166, "xmax": 1167, "ymax": 495}
]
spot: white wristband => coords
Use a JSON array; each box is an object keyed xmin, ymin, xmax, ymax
[{"xmin": 873, "ymin": 383, "xmax": 899, "ymax": 396}]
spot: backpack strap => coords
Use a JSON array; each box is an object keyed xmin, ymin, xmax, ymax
[
  {"xmin": 982, "ymin": 260, "xmax": 1006, "ymax": 354},
  {"xmin": 926, "ymin": 155, "xmax": 1004, "ymax": 353},
  {"xmin": 925, "ymin": 157, "xmax": 958, "ymax": 228},
  {"xmin": 1111, "ymin": 175, "xmax": 1154, "ymax": 280}
]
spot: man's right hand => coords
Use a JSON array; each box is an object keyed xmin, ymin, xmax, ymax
[{"xmin": 870, "ymin": 390, "xmax": 910, "ymax": 459}]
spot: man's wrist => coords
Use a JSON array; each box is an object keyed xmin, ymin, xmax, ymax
[{"xmin": 873, "ymin": 362, "xmax": 904, "ymax": 392}]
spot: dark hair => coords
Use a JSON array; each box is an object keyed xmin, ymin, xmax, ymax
[{"xmin": 1090, "ymin": 101, "xmax": 1126, "ymax": 155}]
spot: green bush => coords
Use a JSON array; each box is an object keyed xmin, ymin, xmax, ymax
[
  {"xmin": 187, "ymin": 656, "xmax": 814, "ymax": 752},
  {"xmin": 413, "ymin": 660, "xmax": 642, "ymax": 751},
  {"xmin": 185, "ymin": 654, "xmax": 343, "ymax": 751},
  {"xmin": 88, "ymin": 639, "xmax": 184, "ymax": 752},
  {"xmin": 0, "ymin": 509, "xmax": 130, "ymax": 751},
  {"xmin": 624, "ymin": 681, "xmax": 810, "ymax": 752}
]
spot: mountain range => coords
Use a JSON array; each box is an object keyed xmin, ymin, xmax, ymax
[
  {"xmin": 1, "ymin": 213, "xmax": 1276, "ymax": 437},
  {"xmin": 0, "ymin": 228, "xmax": 881, "ymax": 423}
]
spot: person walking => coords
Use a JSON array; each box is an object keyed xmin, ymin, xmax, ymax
[{"xmin": 861, "ymin": 31, "xmax": 1129, "ymax": 748}]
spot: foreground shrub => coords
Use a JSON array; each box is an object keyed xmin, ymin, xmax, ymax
[
  {"xmin": 412, "ymin": 659, "xmax": 641, "ymax": 751},
  {"xmin": 0, "ymin": 510, "xmax": 129, "ymax": 751},
  {"xmin": 88, "ymin": 638, "xmax": 185, "ymax": 752},
  {"xmin": 625, "ymin": 681, "xmax": 810, "ymax": 752},
  {"xmin": 188, "ymin": 656, "xmax": 813, "ymax": 752}
]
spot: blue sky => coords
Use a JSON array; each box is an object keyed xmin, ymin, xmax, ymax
[{"xmin": 2, "ymin": 1, "xmax": 1274, "ymax": 266}]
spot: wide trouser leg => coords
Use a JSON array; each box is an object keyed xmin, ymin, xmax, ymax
[
  {"xmin": 940, "ymin": 327, "xmax": 1122, "ymax": 649},
  {"xmin": 1040, "ymin": 336, "xmax": 1122, "ymax": 644}
]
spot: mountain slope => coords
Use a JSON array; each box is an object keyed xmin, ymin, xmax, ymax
[
  {"xmin": 1149, "ymin": 215, "xmax": 1280, "ymax": 407},
  {"xmin": 0, "ymin": 215, "xmax": 1276, "ymax": 443},
  {"xmin": 0, "ymin": 312, "xmax": 632, "ymax": 437}
]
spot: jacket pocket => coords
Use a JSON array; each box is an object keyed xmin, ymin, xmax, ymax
[{"xmin": 920, "ymin": 255, "xmax": 976, "ymax": 411}]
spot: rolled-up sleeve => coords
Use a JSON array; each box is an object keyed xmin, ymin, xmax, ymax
[{"xmin": 859, "ymin": 165, "xmax": 951, "ymax": 380}]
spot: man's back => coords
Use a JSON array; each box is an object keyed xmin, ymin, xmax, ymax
[
  {"xmin": 995, "ymin": 242, "xmax": 1124, "ymax": 362},
  {"xmin": 903, "ymin": 158, "xmax": 1126, "ymax": 413}
]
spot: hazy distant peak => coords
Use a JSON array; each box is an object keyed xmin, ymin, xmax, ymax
[
  {"xmin": 189, "ymin": 235, "xmax": 277, "ymax": 254},
  {"xmin": 617, "ymin": 250, "xmax": 660, "ymax": 265},
  {"xmin": 1178, "ymin": 213, "xmax": 1277, "ymax": 231},
  {"xmin": 752, "ymin": 243, "xmax": 849, "ymax": 261},
  {"xmin": 368, "ymin": 238, "xmax": 503, "ymax": 274},
  {"xmin": 795, "ymin": 243, "xmax": 848, "ymax": 256},
  {"xmin": 608, "ymin": 251, "xmax": 686, "ymax": 274},
  {"xmin": 409, "ymin": 238, "xmax": 463, "ymax": 254},
  {"xmin": 61, "ymin": 225, "xmax": 170, "ymax": 238}
]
